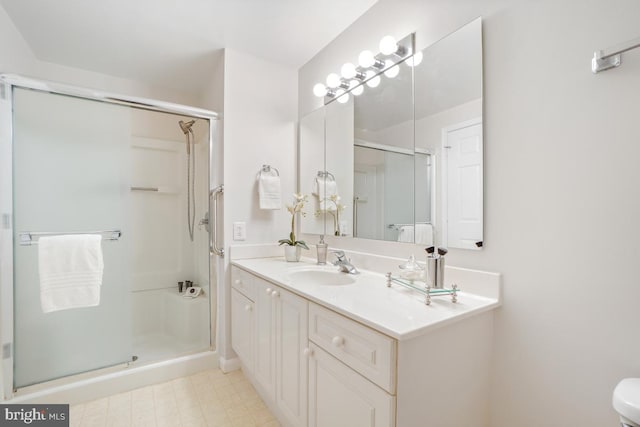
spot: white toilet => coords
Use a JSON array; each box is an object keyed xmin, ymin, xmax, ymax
[{"xmin": 613, "ymin": 378, "xmax": 640, "ymax": 427}]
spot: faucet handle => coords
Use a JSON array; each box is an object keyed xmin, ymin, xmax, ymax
[{"xmin": 331, "ymin": 250, "xmax": 346, "ymax": 261}]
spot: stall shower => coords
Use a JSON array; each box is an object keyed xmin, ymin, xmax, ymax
[{"xmin": 1, "ymin": 79, "xmax": 218, "ymax": 395}]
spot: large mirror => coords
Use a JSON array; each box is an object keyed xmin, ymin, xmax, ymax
[{"xmin": 300, "ymin": 17, "xmax": 483, "ymax": 250}]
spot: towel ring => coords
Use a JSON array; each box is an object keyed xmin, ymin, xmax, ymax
[
  {"xmin": 260, "ymin": 164, "xmax": 279, "ymax": 176},
  {"xmin": 316, "ymin": 171, "xmax": 335, "ymax": 181}
]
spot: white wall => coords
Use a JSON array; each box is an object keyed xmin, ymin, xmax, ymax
[
  {"xmin": 219, "ymin": 49, "xmax": 298, "ymax": 362},
  {"xmin": 299, "ymin": 0, "xmax": 640, "ymax": 426},
  {"xmin": 0, "ymin": 5, "xmax": 197, "ymax": 106}
]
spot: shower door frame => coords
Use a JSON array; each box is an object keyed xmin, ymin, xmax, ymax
[{"xmin": 0, "ymin": 74, "xmax": 220, "ymax": 400}]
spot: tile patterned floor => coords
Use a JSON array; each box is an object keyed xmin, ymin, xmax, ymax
[{"xmin": 70, "ymin": 369, "xmax": 280, "ymax": 427}]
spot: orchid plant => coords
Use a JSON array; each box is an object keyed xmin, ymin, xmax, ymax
[
  {"xmin": 315, "ymin": 194, "xmax": 347, "ymax": 236},
  {"xmin": 278, "ymin": 193, "xmax": 310, "ymax": 249}
]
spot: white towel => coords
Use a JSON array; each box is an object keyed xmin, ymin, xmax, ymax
[
  {"xmin": 316, "ymin": 178, "xmax": 338, "ymax": 211},
  {"xmin": 258, "ymin": 173, "xmax": 281, "ymax": 210},
  {"xmin": 415, "ymin": 223, "xmax": 434, "ymax": 245},
  {"xmin": 397, "ymin": 225, "xmax": 414, "ymax": 243},
  {"xmin": 38, "ymin": 234, "xmax": 104, "ymax": 313}
]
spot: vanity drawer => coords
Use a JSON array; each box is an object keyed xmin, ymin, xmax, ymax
[
  {"xmin": 308, "ymin": 303, "xmax": 397, "ymax": 394},
  {"xmin": 231, "ymin": 266, "xmax": 256, "ymax": 301}
]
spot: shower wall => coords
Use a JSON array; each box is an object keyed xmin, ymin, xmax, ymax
[{"xmin": 129, "ymin": 109, "xmax": 210, "ymax": 362}]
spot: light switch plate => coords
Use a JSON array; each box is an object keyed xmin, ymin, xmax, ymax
[{"xmin": 233, "ymin": 222, "xmax": 246, "ymax": 241}]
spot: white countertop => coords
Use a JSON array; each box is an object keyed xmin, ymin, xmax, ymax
[{"xmin": 231, "ymin": 257, "xmax": 500, "ymax": 341}]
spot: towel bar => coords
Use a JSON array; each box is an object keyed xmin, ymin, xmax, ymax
[{"xmin": 19, "ymin": 230, "xmax": 122, "ymax": 246}]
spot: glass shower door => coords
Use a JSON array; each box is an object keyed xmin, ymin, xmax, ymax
[{"xmin": 12, "ymin": 88, "xmax": 133, "ymax": 388}]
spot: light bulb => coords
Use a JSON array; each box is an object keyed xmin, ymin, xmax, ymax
[
  {"xmin": 406, "ymin": 51, "xmax": 423, "ymax": 67},
  {"xmin": 326, "ymin": 73, "xmax": 341, "ymax": 88},
  {"xmin": 384, "ymin": 60, "xmax": 399, "ymax": 78},
  {"xmin": 358, "ymin": 50, "xmax": 375, "ymax": 68},
  {"xmin": 366, "ymin": 75, "xmax": 381, "ymax": 88},
  {"xmin": 337, "ymin": 91, "xmax": 349, "ymax": 104},
  {"xmin": 313, "ymin": 83, "xmax": 327, "ymax": 97},
  {"xmin": 341, "ymin": 62, "xmax": 357, "ymax": 79},
  {"xmin": 379, "ymin": 35, "xmax": 398, "ymax": 55},
  {"xmin": 349, "ymin": 80, "xmax": 363, "ymax": 96}
]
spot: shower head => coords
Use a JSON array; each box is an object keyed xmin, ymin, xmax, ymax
[{"xmin": 179, "ymin": 119, "xmax": 196, "ymax": 135}]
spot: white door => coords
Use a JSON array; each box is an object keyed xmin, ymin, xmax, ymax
[
  {"xmin": 254, "ymin": 278, "xmax": 275, "ymax": 395},
  {"xmin": 308, "ymin": 344, "xmax": 396, "ymax": 427},
  {"xmin": 231, "ymin": 289, "xmax": 254, "ymax": 370},
  {"xmin": 442, "ymin": 120, "xmax": 483, "ymax": 249},
  {"xmin": 274, "ymin": 286, "xmax": 308, "ymax": 427},
  {"xmin": 353, "ymin": 165, "xmax": 377, "ymax": 239}
]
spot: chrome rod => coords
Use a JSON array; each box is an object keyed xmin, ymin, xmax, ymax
[
  {"xmin": 19, "ymin": 230, "xmax": 122, "ymax": 246},
  {"xmin": 210, "ymin": 185, "xmax": 224, "ymax": 257},
  {"xmin": 592, "ymin": 35, "xmax": 640, "ymax": 73}
]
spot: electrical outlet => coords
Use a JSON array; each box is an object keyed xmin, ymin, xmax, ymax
[{"xmin": 233, "ymin": 222, "xmax": 246, "ymax": 241}]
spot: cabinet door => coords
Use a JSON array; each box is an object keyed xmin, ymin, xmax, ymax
[
  {"xmin": 254, "ymin": 278, "xmax": 275, "ymax": 395},
  {"xmin": 308, "ymin": 344, "xmax": 396, "ymax": 427},
  {"xmin": 274, "ymin": 286, "xmax": 309, "ymax": 427},
  {"xmin": 231, "ymin": 289, "xmax": 254, "ymax": 370}
]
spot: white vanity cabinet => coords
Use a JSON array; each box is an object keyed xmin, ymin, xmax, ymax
[
  {"xmin": 264, "ymin": 278, "xmax": 309, "ymax": 427},
  {"xmin": 308, "ymin": 343, "xmax": 395, "ymax": 427},
  {"xmin": 230, "ymin": 288, "xmax": 254, "ymax": 370},
  {"xmin": 232, "ymin": 267, "xmax": 308, "ymax": 427},
  {"xmin": 307, "ymin": 303, "xmax": 397, "ymax": 427},
  {"xmin": 231, "ymin": 263, "xmax": 496, "ymax": 427}
]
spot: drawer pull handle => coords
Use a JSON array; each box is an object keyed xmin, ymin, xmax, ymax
[
  {"xmin": 303, "ymin": 348, "xmax": 314, "ymax": 358},
  {"xmin": 244, "ymin": 304, "xmax": 252, "ymax": 312},
  {"xmin": 266, "ymin": 287, "xmax": 272, "ymax": 294},
  {"xmin": 332, "ymin": 336, "xmax": 345, "ymax": 347},
  {"xmin": 271, "ymin": 290, "xmax": 280, "ymax": 298}
]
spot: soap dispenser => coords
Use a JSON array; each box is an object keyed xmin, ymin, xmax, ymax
[{"xmin": 316, "ymin": 236, "xmax": 328, "ymax": 265}]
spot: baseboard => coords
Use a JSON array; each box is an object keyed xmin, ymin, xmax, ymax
[{"xmin": 218, "ymin": 356, "xmax": 241, "ymax": 373}]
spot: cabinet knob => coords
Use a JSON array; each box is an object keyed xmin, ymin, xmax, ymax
[
  {"xmin": 303, "ymin": 348, "xmax": 314, "ymax": 358},
  {"xmin": 266, "ymin": 287, "xmax": 272, "ymax": 294},
  {"xmin": 234, "ymin": 279, "xmax": 242, "ymax": 285},
  {"xmin": 244, "ymin": 304, "xmax": 252, "ymax": 312},
  {"xmin": 332, "ymin": 336, "xmax": 345, "ymax": 347},
  {"xmin": 271, "ymin": 290, "xmax": 280, "ymax": 298}
]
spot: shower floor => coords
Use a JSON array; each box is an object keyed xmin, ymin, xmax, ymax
[{"xmin": 133, "ymin": 332, "xmax": 209, "ymax": 364}]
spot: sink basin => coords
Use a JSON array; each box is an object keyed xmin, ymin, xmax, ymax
[
  {"xmin": 613, "ymin": 378, "xmax": 640, "ymax": 426},
  {"xmin": 285, "ymin": 268, "xmax": 357, "ymax": 286}
]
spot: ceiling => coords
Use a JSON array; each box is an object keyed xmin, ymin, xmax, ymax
[{"xmin": 1, "ymin": 0, "xmax": 377, "ymax": 95}]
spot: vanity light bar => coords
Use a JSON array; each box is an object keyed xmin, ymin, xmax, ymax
[{"xmin": 313, "ymin": 33, "xmax": 415, "ymax": 105}]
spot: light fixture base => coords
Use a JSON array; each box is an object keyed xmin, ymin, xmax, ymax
[{"xmin": 323, "ymin": 33, "xmax": 415, "ymax": 104}]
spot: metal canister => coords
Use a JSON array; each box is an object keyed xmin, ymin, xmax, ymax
[
  {"xmin": 425, "ymin": 256, "xmax": 437, "ymax": 288},
  {"xmin": 435, "ymin": 257, "xmax": 445, "ymax": 289}
]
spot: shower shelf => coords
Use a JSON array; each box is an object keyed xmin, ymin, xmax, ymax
[{"xmin": 130, "ymin": 186, "xmax": 177, "ymax": 194}]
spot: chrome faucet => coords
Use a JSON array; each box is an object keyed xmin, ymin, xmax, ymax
[{"xmin": 332, "ymin": 250, "xmax": 359, "ymax": 274}]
